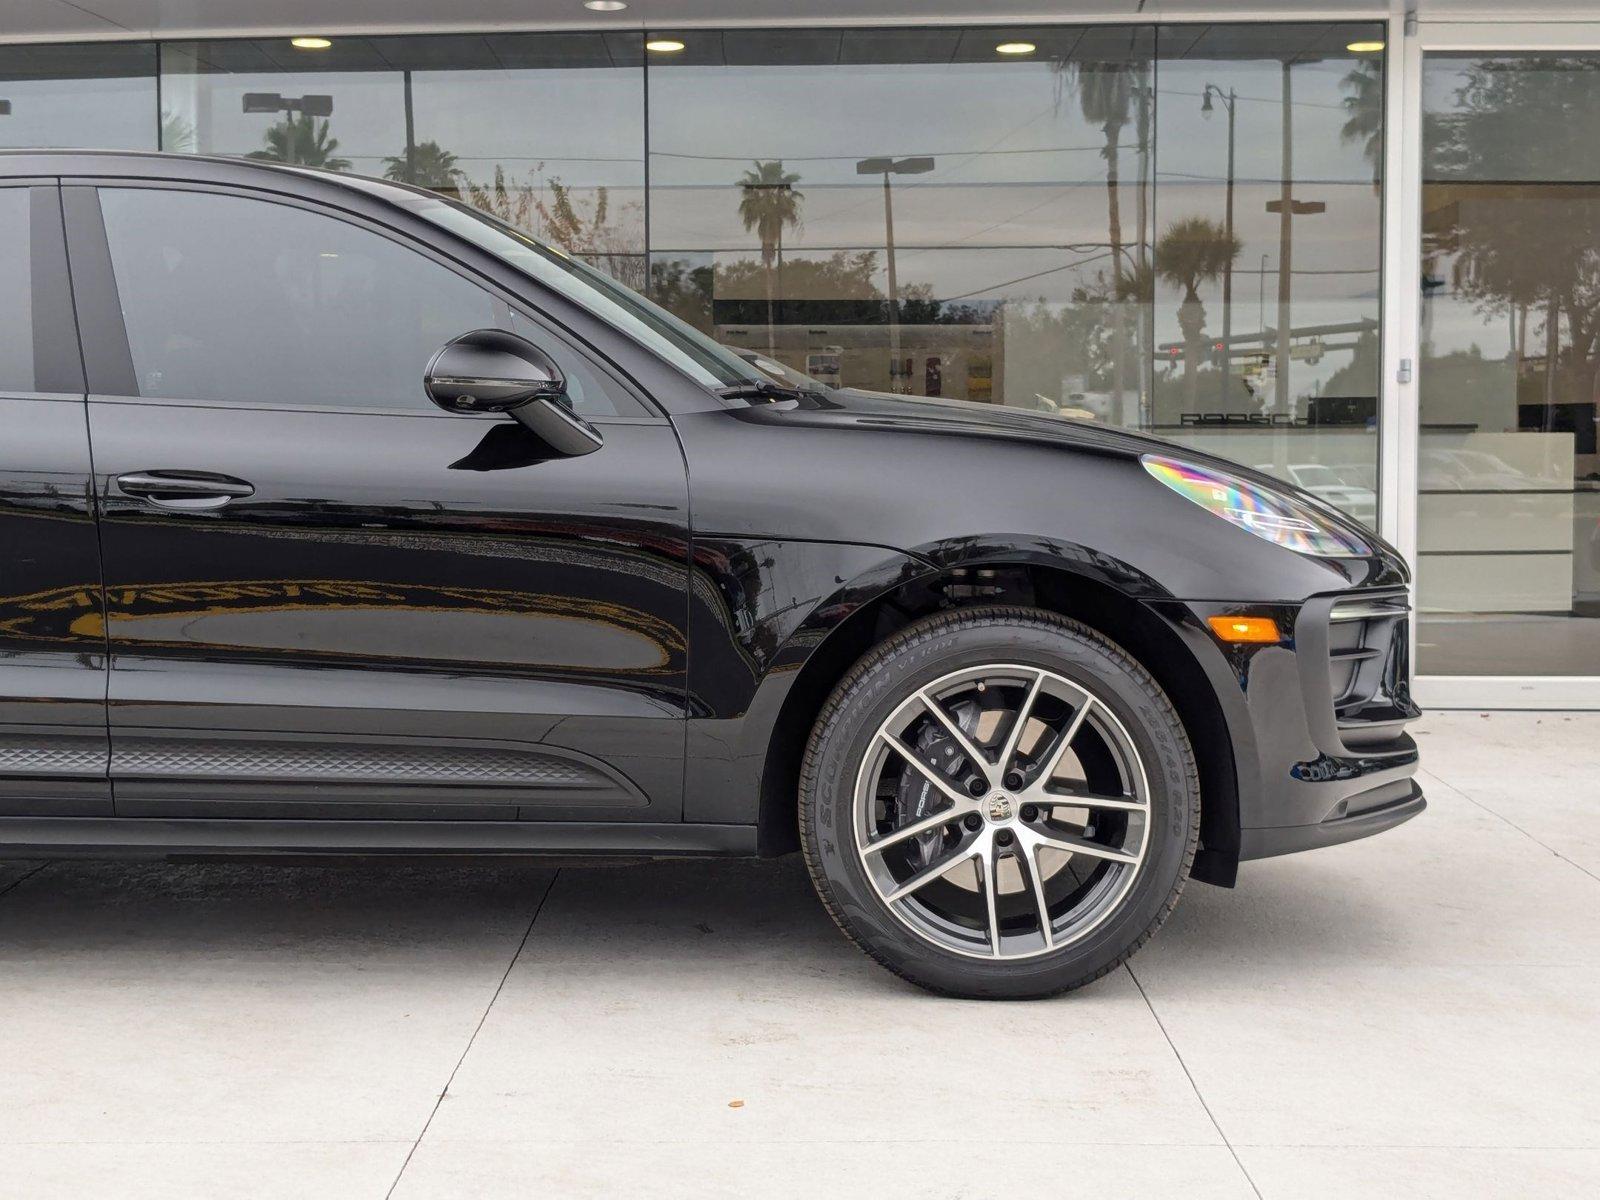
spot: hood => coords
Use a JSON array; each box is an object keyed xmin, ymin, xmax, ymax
[
  {"xmin": 765, "ymin": 387, "xmax": 1275, "ymax": 482},
  {"xmin": 741, "ymin": 387, "xmax": 1390, "ymax": 556},
  {"xmin": 771, "ymin": 387, "xmax": 1183, "ymax": 461}
]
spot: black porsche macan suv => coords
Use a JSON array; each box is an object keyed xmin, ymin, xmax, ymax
[{"xmin": 0, "ymin": 152, "xmax": 1423, "ymax": 998}]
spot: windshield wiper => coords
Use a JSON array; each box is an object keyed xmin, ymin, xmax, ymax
[{"xmin": 715, "ymin": 378, "xmax": 811, "ymax": 403}]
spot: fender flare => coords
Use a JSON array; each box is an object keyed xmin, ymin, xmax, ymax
[{"xmin": 743, "ymin": 536, "xmax": 1259, "ymax": 880}]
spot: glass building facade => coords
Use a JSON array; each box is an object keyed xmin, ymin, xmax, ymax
[
  {"xmin": 1418, "ymin": 51, "xmax": 1600, "ymax": 679},
  {"xmin": 0, "ymin": 24, "xmax": 1387, "ymax": 527},
  {"xmin": 6, "ymin": 16, "xmax": 1600, "ymax": 700}
]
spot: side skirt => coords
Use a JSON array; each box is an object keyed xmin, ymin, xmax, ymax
[{"xmin": 0, "ymin": 817, "xmax": 757, "ymax": 861}]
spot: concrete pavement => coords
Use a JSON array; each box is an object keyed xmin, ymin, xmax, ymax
[{"xmin": 1, "ymin": 711, "xmax": 1596, "ymax": 1198}]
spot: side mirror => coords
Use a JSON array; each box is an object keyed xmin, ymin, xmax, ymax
[{"xmin": 424, "ymin": 329, "xmax": 602, "ymax": 457}]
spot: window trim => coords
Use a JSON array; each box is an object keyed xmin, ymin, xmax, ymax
[{"xmin": 62, "ymin": 178, "xmax": 663, "ymax": 424}]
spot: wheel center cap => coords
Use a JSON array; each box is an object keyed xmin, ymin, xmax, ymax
[{"xmin": 986, "ymin": 793, "xmax": 1014, "ymax": 822}]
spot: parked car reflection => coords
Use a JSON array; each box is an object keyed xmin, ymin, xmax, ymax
[{"xmin": 1255, "ymin": 461, "xmax": 1378, "ymax": 527}]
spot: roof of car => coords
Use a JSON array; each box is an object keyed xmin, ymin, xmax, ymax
[
  {"xmin": 0, "ymin": 147, "xmax": 427, "ymax": 207},
  {"xmin": 2, "ymin": 147, "xmax": 320, "ymax": 174}
]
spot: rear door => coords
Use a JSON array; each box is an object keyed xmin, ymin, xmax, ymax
[
  {"xmin": 0, "ymin": 181, "xmax": 110, "ymax": 816},
  {"xmin": 62, "ymin": 181, "xmax": 690, "ymax": 822}
]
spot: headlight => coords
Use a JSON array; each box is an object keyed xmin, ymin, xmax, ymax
[{"xmin": 1141, "ymin": 453, "xmax": 1370, "ymax": 558}]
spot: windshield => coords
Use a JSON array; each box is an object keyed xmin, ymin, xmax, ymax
[
  {"xmin": 733, "ymin": 349, "xmax": 831, "ymax": 394},
  {"xmin": 402, "ymin": 193, "xmax": 758, "ymax": 391}
]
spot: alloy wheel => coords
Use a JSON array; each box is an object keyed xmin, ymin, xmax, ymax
[{"xmin": 852, "ymin": 663, "xmax": 1151, "ymax": 960}]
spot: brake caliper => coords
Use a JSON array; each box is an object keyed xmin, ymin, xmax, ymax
[{"xmin": 893, "ymin": 699, "xmax": 982, "ymax": 868}]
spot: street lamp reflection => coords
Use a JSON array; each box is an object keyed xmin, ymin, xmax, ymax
[{"xmin": 856, "ymin": 155, "xmax": 936, "ymax": 393}]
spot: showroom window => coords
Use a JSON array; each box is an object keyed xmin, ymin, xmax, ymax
[
  {"xmin": 645, "ymin": 26, "xmax": 1156, "ymax": 418},
  {"xmin": 158, "ymin": 34, "xmax": 646, "ymax": 284},
  {"xmin": 644, "ymin": 24, "xmax": 1385, "ymax": 528},
  {"xmin": 0, "ymin": 42, "xmax": 156, "ymax": 150},
  {"xmin": 1, "ymin": 23, "xmax": 1386, "ymax": 528},
  {"xmin": 1154, "ymin": 24, "xmax": 1384, "ymax": 527},
  {"xmin": 1417, "ymin": 52, "xmax": 1600, "ymax": 676}
]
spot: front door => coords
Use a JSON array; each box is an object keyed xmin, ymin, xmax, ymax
[{"xmin": 64, "ymin": 183, "xmax": 689, "ymax": 820}]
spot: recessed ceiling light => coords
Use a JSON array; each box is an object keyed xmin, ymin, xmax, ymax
[
  {"xmin": 646, "ymin": 38, "xmax": 686, "ymax": 54},
  {"xmin": 584, "ymin": 1, "xmax": 628, "ymax": 10},
  {"xmin": 1346, "ymin": 40, "xmax": 1385, "ymax": 53},
  {"xmin": 996, "ymin": 42, "xmax": 1037, "ymax": 56},
  {"xmin": 290, "ymin": 37, "xmax": 332, "ymax": 50}
]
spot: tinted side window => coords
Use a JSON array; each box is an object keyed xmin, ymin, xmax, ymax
[
  {"xmin": 0, "ymin": 189, "xmax": 33, "ymax": 393},
  {"xmin": 99, "ymin": 187, "xmax": 501, "ymax": 411}
]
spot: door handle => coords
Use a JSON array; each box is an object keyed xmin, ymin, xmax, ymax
[{"xmin": 114, "ymin": 470, "xmax": 256, "ymax": 509}]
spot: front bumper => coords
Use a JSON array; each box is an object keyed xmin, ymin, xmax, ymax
[
  {"xmin": 1173, "ymin": 586, "xmax": 1425, "ymax": 866},
  {"xmin": 1239, "ymin": 783, "xmax": 1425, "ymax": 859}
]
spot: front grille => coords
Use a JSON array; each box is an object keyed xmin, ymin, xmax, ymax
[{"xmin": 1325, "ymin": 591, "xmax": 1415, "ymax": 746}]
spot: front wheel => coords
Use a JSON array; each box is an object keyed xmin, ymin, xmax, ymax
[{"xmin": 800, "ymin": 606, "xmax": 1199, "ymax": 999}]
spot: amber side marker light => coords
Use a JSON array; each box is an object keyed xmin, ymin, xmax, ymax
[{"xmin": 1207, "ymin": 615, "xmax": 1282, "ymax": 644}]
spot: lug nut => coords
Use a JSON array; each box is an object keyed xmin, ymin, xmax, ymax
[
  {"xmin": 1020, "ymin": 804, "xmax": 1038, "ymax": 822},
  {"xmin": 963, "ymin": 814, "xmax": 982, "ymax": 832},
  {"xmin": 996, "ymin": 829, "xmax": 1015, "ymax": 847},
  {"xmin": 966, "ymin": 777, "xmax": 987, "ymax": 797},
  {"xmin": 1004, "ymin": 771, "xmax": 1025, "ymax": 790}
]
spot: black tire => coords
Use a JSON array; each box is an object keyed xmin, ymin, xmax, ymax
[{"xmin": 799, "ymin": 605, "xmax": 1199, "ymax": 999}]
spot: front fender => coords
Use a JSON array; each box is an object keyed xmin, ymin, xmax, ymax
[
  {"xmin": 682, "ymin": 538, "xmax": 936, "ymax": 825},
  {"xmin": 908, "ymin": 531, "xmax": 1172, "ymax": 602}
]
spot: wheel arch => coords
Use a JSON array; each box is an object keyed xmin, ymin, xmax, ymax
[{"xmin": 756, "ymin": 552, "xmax": 1248, "ymax": 887}]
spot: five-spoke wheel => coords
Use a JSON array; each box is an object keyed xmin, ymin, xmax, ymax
[
  {"xmin": 802, "ymin": 606, "xmax": 1198, "ymax": 998},
  {"xmin": 856, "ymin": 664, "xmax": 1150, "ymax": 960}
]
